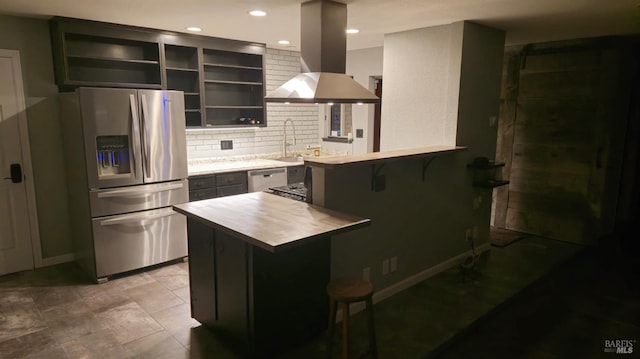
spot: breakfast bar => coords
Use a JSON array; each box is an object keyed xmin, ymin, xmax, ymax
[{"xmin": 172, "ymin": 192, "xmax": 370, "ymax": 353}]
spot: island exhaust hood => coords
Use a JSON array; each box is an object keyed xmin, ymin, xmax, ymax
[{"xmin": 264, "ymin": 0, "xmax": 379, "ymax": 104}]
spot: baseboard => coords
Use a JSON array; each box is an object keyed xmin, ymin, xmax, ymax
[
  {"xmin": 38, "ymin": 253, "xmax": 75, "ymax": 268},
  {"xmin": 335, "ymin": 243, "xmax": 491, "ymax": 320}
]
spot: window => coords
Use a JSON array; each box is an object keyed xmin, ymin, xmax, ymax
[{"xmin": 325, "ymin": 103, "xmax": 352, "ymax": 138}]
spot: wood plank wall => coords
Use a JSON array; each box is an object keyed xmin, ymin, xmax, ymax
[{"xmin": 493, "ymin": 36, "xmax": 639, "ymax": 245}]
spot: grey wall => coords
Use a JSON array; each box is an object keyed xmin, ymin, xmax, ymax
[
  {"xmin": 0, "ymin": 14, "xmax": 72, "ymax": 259},
  {"xmin": 320, "ymin": 21, "xmax": 505, "ymax": 292}
]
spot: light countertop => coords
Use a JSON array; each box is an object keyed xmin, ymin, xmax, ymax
[
  {"xmin": 303, "ymin": 145, "xmax": 467, "ymax": 169},
  {"xmin": 188, "ymin": 158, "xmax": 303, "ymax": 176},
  {"xmin": 173, "ymin": 191, "xmax": 370, "ymax": 252}
]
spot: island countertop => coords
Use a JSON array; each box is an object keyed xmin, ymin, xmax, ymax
[
  {"xmin": 304, "ymin": 145, "xmax": 467, "ymax": 169},
  {"xmin": 172, "ymin": 191, "xmax": 370, "ymax": 252}
]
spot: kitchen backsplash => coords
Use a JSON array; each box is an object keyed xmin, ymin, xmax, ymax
[{"xmin": 186, "ymin": 48, "xmax": 320, "ymax": 159}]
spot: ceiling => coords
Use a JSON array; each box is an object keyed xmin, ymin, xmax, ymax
[{"xmin": 0, "ymin": 0, "xmax": 638, "ymax": 51}]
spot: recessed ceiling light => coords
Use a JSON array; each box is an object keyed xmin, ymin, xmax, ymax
[
  {"xmin": 278, "ymin": 40, "xmax": 291, "ymax": 45},
  {"xmin": 346, "ymin": 28, "xmax": 360, "ymax": 34},
  {"xmin": 249, "ymin": 10, "xmax": 267, "ymax": 17},
  {"xmin": 186, "ymin": 26, "xmax": 202, "ymax": 32}
]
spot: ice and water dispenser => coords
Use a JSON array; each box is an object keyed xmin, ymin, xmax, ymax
[{"xmin": 96, "ymin": 135, "xmax": 131, "ymax": 177}]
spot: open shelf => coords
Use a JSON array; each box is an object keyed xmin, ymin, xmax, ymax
[
  {"xmin": 467, "ymin": 158, "xmax": 509, "ymax": 188},
  {"xmin": 472, "ymin": 179, "xmax": 510, "ymax": 188},
  {"xmin": 50, "ymin": 17, "xmax": 266, "ymax": 128}
]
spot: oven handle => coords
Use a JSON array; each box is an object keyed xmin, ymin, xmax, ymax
[
  {"xmin": 96, "ymin": 182, "xmax": 184, "ymax": 198},
  {"xmin": 99, "ymin": 208, "xmax": 176, "ymax": 226}
]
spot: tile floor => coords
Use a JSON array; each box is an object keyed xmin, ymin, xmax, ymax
[{"xmin": 1, "ymin": 233, "xmax": 636, "ymax": 358}]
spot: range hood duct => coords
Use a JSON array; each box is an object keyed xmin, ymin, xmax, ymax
[{"xmin": 265, "ymin": 0, "xmax": 379, "ymax": 104}]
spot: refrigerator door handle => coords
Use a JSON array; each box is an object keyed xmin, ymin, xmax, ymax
[
  {"xmin": 96, "ymin": 182, "xmax": 185, "ymax": 198},
  {"xmin": 140, "ymin": 94, "xmax": 151, "ymax": 179},
  {"xmin": 129, "ymin": 94, "xmax": 141, "ymax": 180},
  {"xmin": 99, "ymin": 208, "xmax": 176, "ymax": 227}
]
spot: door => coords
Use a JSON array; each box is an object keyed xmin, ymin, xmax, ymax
[
  {"xmin": 0, "ymin": 50, "xmax": 35, "ymax": 275},
  {"xmin": 138, "ymin": 90, "xmax": 187, "ymax": 183},
  {"xmin": 79, "ymin": 87, "xmax": 144, "ymax": 189},
  {"xmin": 497, "ymin": 42, "xmax": 629, "ymax": 245}
]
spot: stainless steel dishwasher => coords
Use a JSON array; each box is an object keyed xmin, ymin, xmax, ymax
[{"xmin": 247, "ymin": 168, "xmax": 287, "ymax": 192}]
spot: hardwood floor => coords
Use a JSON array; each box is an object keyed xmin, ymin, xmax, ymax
[{"xmin": 2, "ymin": 233, "xmax": 633, "ymax": 358}]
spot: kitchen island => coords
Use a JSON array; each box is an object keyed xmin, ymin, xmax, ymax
[{"xmin": 172, "ymin": 192, "xmax": 370, "ymax": 353}]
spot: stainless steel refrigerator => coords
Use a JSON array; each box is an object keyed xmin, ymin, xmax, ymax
[{"xmin": 60, "ymin": 87, "xmax": 189, "ymax": 283}]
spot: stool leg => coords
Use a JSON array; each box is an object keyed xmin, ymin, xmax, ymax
[
  {"xmin": 342, "ymin": 303, "xmax": 350, "ymax": 359},
  {"xmin": 327, "ymin": 299, "xmax": 337, "ymax": 359},
  {"xmin": 365, "ymin": 297, "xmax": 377, "ymax": 359}
]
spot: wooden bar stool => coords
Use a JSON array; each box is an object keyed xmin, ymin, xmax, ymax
[{"xmin": 326, "ymin": 278, "xmax": 377, "ymax": 359}]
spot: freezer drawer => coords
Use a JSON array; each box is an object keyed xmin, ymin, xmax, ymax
[
  {"xmin": 90, "ymin": 179, "xmax": 188, "ymax": 217},
  {"xmin": 92, "ymin": 207, "xmax": 187, "ymax": 278}
]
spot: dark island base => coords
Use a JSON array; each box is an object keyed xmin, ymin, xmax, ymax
[{"xmin": 187, "ymin": 218, "xmax": 331, "ymax": 355}]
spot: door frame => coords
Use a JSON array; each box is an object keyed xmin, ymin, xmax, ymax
[{"xmin": 1, "ymin": 49, "xmax": 42, "ymax": 267}]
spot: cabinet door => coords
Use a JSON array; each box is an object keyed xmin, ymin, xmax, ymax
[
  {"xmin": 215, "ymin": 231, "xmax": 249, "ymax": 339},
  {"xmin": 187, "ymin": 219, "xmax": 217, "ymax": 326}
]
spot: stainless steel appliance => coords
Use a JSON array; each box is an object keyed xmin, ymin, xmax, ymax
[
  {"xmin": 266, "ymin": 183, "xmax": 308, "ymax": 202},
  {"xmin": 60, "ymin": 87, "xmax": 189, "ymax": 283},
  {"xmin": 247, "ymin": 168, "xmax": 287, "ymax": 192}
]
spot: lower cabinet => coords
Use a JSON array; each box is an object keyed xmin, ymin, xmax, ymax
[
  {"xmin": 187, "ymin": 218, "xmax": 330, "ymax": 354},
  {"xmin": 188, "ymin": 171, "xmax": 248, "ymax": 201}
]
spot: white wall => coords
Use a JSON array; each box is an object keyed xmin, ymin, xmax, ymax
[
  {"xmin": 186, "ymin": 48, "xmax": 320, "ymax": 159},
  {"xmin": 346, "ymin": 46, "xmax": 383, "ymax": 154},
  {"xmin": 0, "ymin": 15, "xmax": 72, "ymax": 261},
  {"xmin": 380, "ymin": 22, "xmax": 465, "ymax": 150}
]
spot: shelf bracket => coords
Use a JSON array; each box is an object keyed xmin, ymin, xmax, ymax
[
  {"xmin": 371, "ymin": 163, "xmax": 386, "ymax": 191},
  {"xmin": 422, "ymin": 157, "xmax": 436, "ymax": 181}
]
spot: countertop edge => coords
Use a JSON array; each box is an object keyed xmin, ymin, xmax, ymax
[
  {"xmin": 188, "ymin": 159, "xmax": 304, "ymax": 177},
  {"xmin": 172, "ymin": 193, "xmax": 371, "ymax": 253},
  {"xmin": 303, "ymin": 145, "xmax": 467, "ymax": 169}
]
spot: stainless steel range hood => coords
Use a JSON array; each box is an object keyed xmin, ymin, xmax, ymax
[{"xmin": 265, "ymin": 0, "xmax": 379, "ymax": 104}]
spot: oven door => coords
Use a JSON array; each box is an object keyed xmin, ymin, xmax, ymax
[{"xmin": 91, "ymin": 207, "xmax": 187, "ymax": 278}]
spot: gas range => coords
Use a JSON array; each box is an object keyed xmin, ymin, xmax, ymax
[{"xmin": 266, "ymin": 182, "xmax": 308, "ymax": 202}]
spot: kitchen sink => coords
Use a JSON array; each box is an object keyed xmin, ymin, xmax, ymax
[{"xmin": 274, "ymin": 156, "xmax": 303, "ymax": 163}]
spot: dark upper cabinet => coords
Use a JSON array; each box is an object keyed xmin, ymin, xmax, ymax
[{"xmin": 50, "ymin": 17, "xmax": 266, "ymax": 128}]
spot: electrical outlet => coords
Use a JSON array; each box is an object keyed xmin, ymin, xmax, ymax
[
  {"xmin": 382, "ymin": 259, "xmax": 389, "ymax": 275},
  {"xmin": 390, "ymin": 256, "xmax": 398, "ymax": 272},
  {"xmin": 363, "ymin": 267, "xmax": 371, "ymax": 281}
]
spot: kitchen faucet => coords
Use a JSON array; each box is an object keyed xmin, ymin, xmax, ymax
[{"xmin": 283, "ymin": 118, "xmax": 297, "ymax": 158}]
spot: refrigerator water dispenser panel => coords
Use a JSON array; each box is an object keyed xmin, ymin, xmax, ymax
[{"xmin": 96, "ymin": 135, "xmax": 131, "ymax": 177}]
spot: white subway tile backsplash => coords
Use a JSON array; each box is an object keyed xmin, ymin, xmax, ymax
[{"xmin": 186, "ymin": 48, "xmax": 319, "ymax": 159}]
